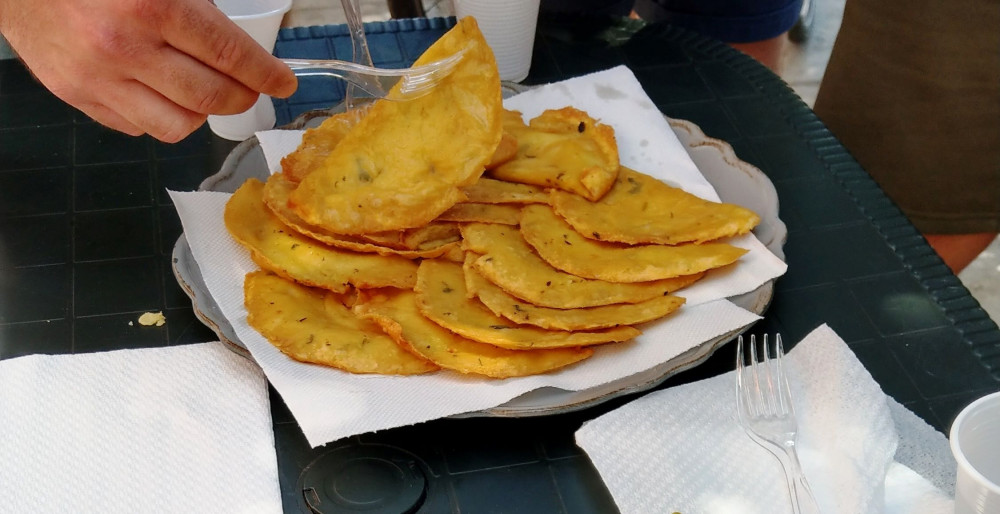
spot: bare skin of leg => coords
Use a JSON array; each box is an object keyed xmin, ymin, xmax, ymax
[
  {"xmin": 627, "ymin": 10, "xmax": 787, "ymax": 74},
  {"xmin": 730, "ymin": 34, "xmax": 787, "ymax": 74},
  {"xmin": 925, "ymin": 233, "xmax": 997, "ymax": 274}
]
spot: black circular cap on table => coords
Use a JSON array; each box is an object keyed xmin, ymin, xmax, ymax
[{"xmin": 298, "ymin": 445, "xmax": 427, "ymax": 514}]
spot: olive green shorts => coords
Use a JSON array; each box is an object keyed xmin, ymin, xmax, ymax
[{"xmin": 814, "ymin": 0, "xmax": 1000, "ymax": 234}]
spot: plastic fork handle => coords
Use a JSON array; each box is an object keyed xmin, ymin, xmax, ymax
[
  {"xmin": 781, "ymin": 446, "xmax": 822, "ymax": 514},
  {"xmin": 339, "ymin": 0, "xmax": 374, "ymax": 109},
  {"xmin": 284, "ymin": 69, "xmax": 389, "ymax": 99},
  {"xmin": 281, "ymin": 54, "xmax": 462, "ymax": 78},
  {"xmin": 281, "ymin": 59, "xmax": 411, "ymax": 77}
]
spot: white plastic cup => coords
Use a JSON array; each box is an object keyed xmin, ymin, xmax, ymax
[
  {"xmin": 206, "ymin": 0, "xmax": 292, "ymax": 141},
  {"xmin": 453, "ymin": 0, "xmax": 540, "ymax": 82},
  {"xmin": 950, "ymin": 390, "xmax": 1000, "ymax": 514}
]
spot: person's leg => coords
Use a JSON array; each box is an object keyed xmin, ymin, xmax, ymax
[
  {"xmin": 925, "ymin": 233, "xmax": 998, "ymax": 275},
  {"xmin": 632, "ymin": 0, "xmax": 801, "ymax": 74},
  {"xmin": 729, "ymin": 34, "xmax": 786, "ymax": 73}
]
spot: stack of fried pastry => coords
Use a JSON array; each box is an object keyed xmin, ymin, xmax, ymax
[{"xmin": 223, "ymin": 17, "xmax": 760, "ymax": 379}]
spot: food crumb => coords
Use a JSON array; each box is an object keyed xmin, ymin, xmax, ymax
[{"xmin": 138, "ymin": 311, "xmax": 166, "ymax": 327}]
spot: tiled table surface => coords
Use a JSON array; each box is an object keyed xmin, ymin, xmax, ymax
[{"xmin": 2, "ymin": 14, "xmax": 999, "ymax": 513}]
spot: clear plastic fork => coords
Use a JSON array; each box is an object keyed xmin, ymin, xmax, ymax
[
  {"xmin": 339, "ymin": 0, "xmax": 374, "ymax": 109},
  {"xmin": 281, "ymin": 50, "xmax": 465, "ymax": 100},
  {"xmin": 736, "ymin": 334, "xmax": 821, "ymax": 514}
]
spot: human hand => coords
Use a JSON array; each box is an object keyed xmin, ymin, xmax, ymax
[{"xmin": 0, "ymin": 0, "xmax": 297, "ymax": 142}]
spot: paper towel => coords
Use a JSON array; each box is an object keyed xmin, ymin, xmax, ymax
[
  {"xmin": 575, "ymin": 324, "xmax": 955, "ymax": 514},
  {"xmin": 0, "ymin": 342, "xmax": 281, "ymax": 513},
  {"xmin": 172, "ymin": 66, "xmax": 786, "ymax": 447}
]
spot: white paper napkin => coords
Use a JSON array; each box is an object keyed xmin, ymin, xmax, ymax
[
  {"xmin": 0, "ymin": 342, "xmax": 281, "ymax": 513},
  {"xmin": 172, "ymin": 66, "xmax": 786, "ymax": 448},
  {"xmin": 575, "ymin": 324, "xmax": 956, "ymax": 514}
]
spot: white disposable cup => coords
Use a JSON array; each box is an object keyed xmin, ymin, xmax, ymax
[
  {"xmin": 950, "ymin": 390, "xmax": 1000, "ymax": 514},
  {"xmin": 453, "ymin": 0, "xmax": 540, "ymax": 82},
  {"xmin": 206, "ymin": 0, "xmax": 292, "ymax": 140}
]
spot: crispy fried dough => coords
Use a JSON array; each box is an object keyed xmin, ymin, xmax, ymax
[
  {"xmin": 459, "ymin": 177, "xmax": 548, "ymax": 204},
  {"xmin": 462, "ymin": 256, "xmax": 688, "ymax": 330},
  {"xmin": 550, "ymin": 167, "xmax": 760, "ymax": 245},
  {"xmin": 461, "ymin": 223, "xmax": 700, "ymax": 308},
  {"xmin": 358, "ymin": 223, "xmax": 462, "ymax": 251},
  {"xmin": 486, "ymin": 131, "xmax": 518, "ymax": 169},
  {"xmin": 225, "ymin": 179, "xmax": 418, "ymax": 292},
  {"xmin": 280, "ymin": 104, "xmax": 373, "ymax": 183},
  {"xmin": 437, "ymin": 203, "xmax": 522, "ymax": 225},
  {"xmin": 354, "ymin": 288, "xmax": 593, "ymax": 378},
  {"xmin": 490, "ymin": 107, "xmax": 619, "ymax": 201},
  {"xmin": 244, "ymin": 271, "xmax": 437, "ymax": 375},
  {"xmin": 287, "ymin": 17, "xmax": 503, "ymax": 234},
  {"xmin": 415, "ymin": 260, "xmax": 640, "ymax": 349},
  {"xmin": 520, "ymin": 204, "xmax": 747, "ymax": 282},
  {"xmin": 263, "ymin": 172, "xmax": 460, "ymax": 259}
]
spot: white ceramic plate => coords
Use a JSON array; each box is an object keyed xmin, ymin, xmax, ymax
[{"xmin": 171, "ymin": 112, "xmax": 786, "ymax": 417}]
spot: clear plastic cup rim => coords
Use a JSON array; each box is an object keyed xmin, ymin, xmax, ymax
[{"xmin": 950, "ymin": 389, "xmax": 1000, "ymax": 495}]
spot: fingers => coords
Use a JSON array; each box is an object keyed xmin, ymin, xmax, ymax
[
  {"xmin": 62, "ymin": 78, "xmax": 207, "ymax": 143},
  {"xmin": 133, "ymin": 46, "xmax": 260, "ymax": 115},
  {"xmin": 4, "ymin": 0, "xmax": 295, "ymax": 143},
  {"xmin": 31, "ymin": 54, "xmax": 211, "ymax": 142},
  {"xmin": 162, "ymin": 0, "xmax": 297, "ymax": 99},
  {"xmin": 75, "ymin": 102, "xmax": 147, "ymax": 138},
  {"xmin": 104, "ymin": 79, "xmax": 207, "ymax": 143}
]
